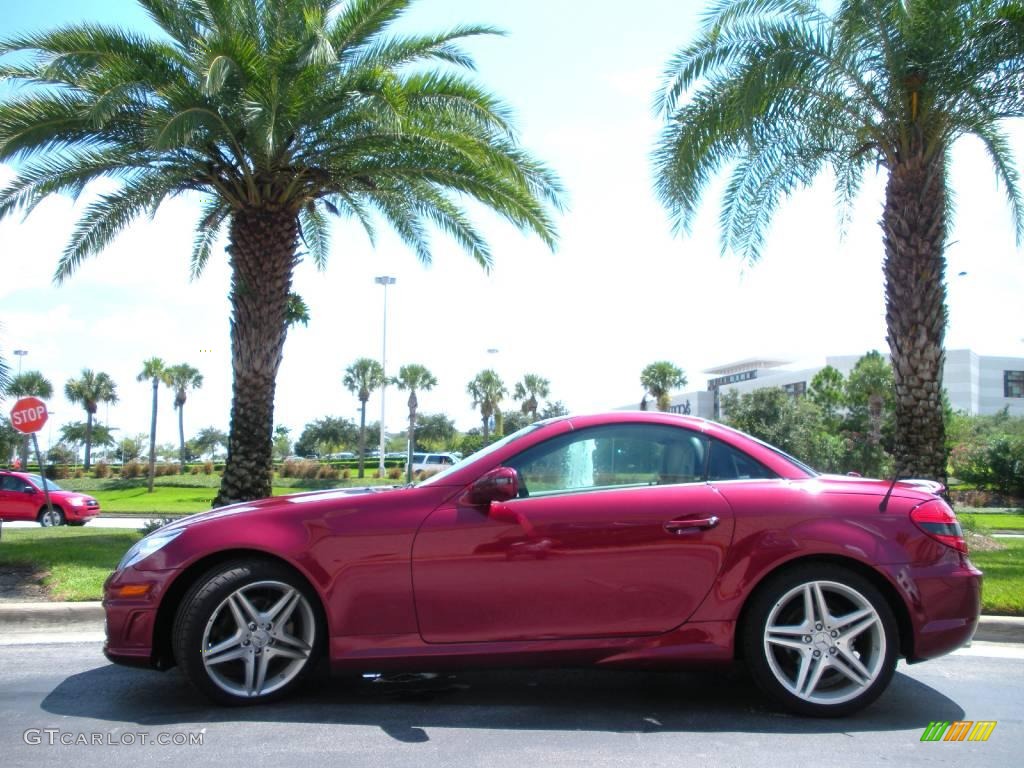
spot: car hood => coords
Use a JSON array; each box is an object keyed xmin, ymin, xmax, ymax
[{"xmin": 158, "ymin": 484, "xmax": 408, "ymax": 532}]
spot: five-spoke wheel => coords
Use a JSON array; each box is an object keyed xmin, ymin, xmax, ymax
[
  {"xmin": 38, "ymin": 506, "xmax": 65, "ymax": 527},
  {"xmin": 743, "ymin": 564, "xmax": 898, "ymax": 716},
  {"xmin": 173, "ymin": 560, "xmax": 322, "ymax": 705}
]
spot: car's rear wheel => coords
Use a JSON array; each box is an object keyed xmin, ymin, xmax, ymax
[
  {"xmin": 173, "ymin": 560, "xmax": 323, "ymax": 705},
  {"xmin": 742, "ymin": 563, "xmax": 898, "ymax": 717},
  {"xmin": 37, "ymin": 506, "xmax": 65, "ymax": 527}
]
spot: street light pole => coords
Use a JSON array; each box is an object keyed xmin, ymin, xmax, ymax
[
  {"xmin": 13, "ymin": 349, "xmax": 27, "ymax": 375},
  {"xmin": 375, "ymin": 276, "xmax": 396, "ymax": 476}
]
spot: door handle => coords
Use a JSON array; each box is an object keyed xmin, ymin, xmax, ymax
[{"xmin": 663, "ymin": 516, "xmax": 720, "ymax": 534}]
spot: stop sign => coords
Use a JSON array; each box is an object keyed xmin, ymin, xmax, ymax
[{"xmin": 10, "ymin": 397, "xmax": 49, "ymax": 434}]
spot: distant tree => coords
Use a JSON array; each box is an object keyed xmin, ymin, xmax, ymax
[
  {"xmin": 45, "ymin": 442, "xmax": 77, "ymax": 466},
  {"xmin": 7, "ymin": 370, "xmax": 54, "ymax": 466},
  {"xmin": 641, "ymin": 361, "xmax": 687, "ymax": 412},
  {"xmin": 137, "ymin": 358, "xmax": 169, "ymax": 489},
  {"xmin": 1, "ymin": 417, "xmax": 20, "ymax": 467},
  {"xmin": 192, "ymin": 427, "xmax": 228, "ymax": 461},
  {"xmin": 392, "ymin": 364, "xmax": 438, "ymax": 482},
  {"xmin": 540, "ymin": 400, "xmax": 570, "ymax": 420},
  {"xmin": 294, "ymin": 417, "xmax": 358, "ymax": 458},
  {"xmin": 272, "ymin": 425, "xmax": 292, "ymax": 462},
  {"xmin": 808, "ymin": 366, "xmax": 846, "ymax": 431},
  {"xmin": 501, "ymin": 409, "xmax": 531, "ymax": 435},
  {"xmin": 165, "ymin": 364, "xmax": 204, "ymax": 466},
  {"xmin": 64, "ymin": 369, "xmax": 118, "ymax": 470},
  {"xmin": 513, "ymin": 374, "xmax": 551, "ymax": 422},
  {"xmin": 59, "ymin": 421, "xmax": 116, "ymax": 458},
  {"xmin": 117, "ymin": 435, "xmax": 144, "ymax": 464},
  {"xmin": 414, "ymin": 413, "xmax": 457, "ymax": 450},
  {"xmin": 343, "ymin": 358, "xmax": 386, "ymax": 478},
  {"xmin": 845, "ymin": 351, "xmax": 895, "ymax": 448},
  {"xmin": 468, "ymin": 370, "xmax": 507, "ymax": 439}
]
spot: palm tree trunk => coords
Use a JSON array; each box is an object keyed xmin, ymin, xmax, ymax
[
  {"xmin": 84, "ymin": 411, "xmax": 93, "ymax": 470},
  {"xmin": 882, "ymin": 153, "xmax": 948, "ymax": 482},
  {"xmin": 481, "ymin": 409, "xmax": 490, "ymax": 440},
  {"xmin": 358, "ymin": 399, "xmax": 367, "ymax": 479},
  {"xmin": 214, "ymin": 208, "xmax": 298, "ymax": 507},
  {"xmin": 147, "ymin": 377, "xmax": 158, "ymax": 493},
  {"xmin": 177, "ymin": 403, "xmax": 186, "ymax": 468},
  {"xmin": 406, "ymin": 390, "xmax": 418, "ymax": 484}
]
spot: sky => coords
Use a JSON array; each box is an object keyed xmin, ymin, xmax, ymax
[{"xmin": 1, "ymin": 0, "xmax": 1023, "ymax": 455}]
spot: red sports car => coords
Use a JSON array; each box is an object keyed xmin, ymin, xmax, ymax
[
  {"xmin": 0, "ymin": 470, "xmax": 101, "ymax": 526},
  {"xmin": 103, "ymin": 412, "xmax": 980, "ymax": 716}
]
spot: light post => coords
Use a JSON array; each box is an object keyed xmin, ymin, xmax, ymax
[
  {"xmin": 375, "ymin": 275, "xmax": 396, "ymax": 475},
  {"xmin": 13, "ymin": 349, "xmax": 27, "ymax": 375}
]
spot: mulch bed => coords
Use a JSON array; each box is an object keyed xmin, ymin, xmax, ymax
[{"xmin": 0, "ymin": 564, "xmax": 51, "ymax": 602}]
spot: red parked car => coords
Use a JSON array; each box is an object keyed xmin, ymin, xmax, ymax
[
  {"xmin": 0, "ymin": 470, "xmax": 101, "ymax": 526},
  {"xmin": 103, "ymin": 412, "xmax": 980, "ymax": 716}
]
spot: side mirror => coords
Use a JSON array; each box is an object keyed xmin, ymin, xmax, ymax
[
  {"xmin": 462, "ymin": 467, "xmax": 519, "ymax": 507},
  {"xmin": 23, "ymin": 486, "xmax": 35, "ymax": 494}
]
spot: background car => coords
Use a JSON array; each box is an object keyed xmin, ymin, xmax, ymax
[
  {"xmin": 103, "ymin": 412, "xmax": 979, "ymax": 716},
  {"xmin": 409, "ymin": 452, "xmax": 461, "ymax": 474},
  {"xmin": 0, "ymin": 470, "xmax": 101, "ymax": 526}
]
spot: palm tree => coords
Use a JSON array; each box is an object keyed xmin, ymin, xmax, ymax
[
  {"xmin": 166, "ymin": 363, "xmax": 204, "ymax": 467},
  {"xmin": 393, "ymin": 364, "xmax": 437, "ymax": 482},
  {"xmin": 467, "ymin": 370, "xmax": 507, "ymax": 440},
  {"xmin": 7, "ymin": 371, "xmax": 54, "ymax": 466},
  {"xmin": 640, "ymin": 362, "xmax": 686, "ymax": 412},
  {"xmin": 64, "ymin": 369, "xmax": 118, "ymax": 469},
  {"xmin": 0, "ymin": 0, "xmax": 564, "ymax": 506},
  {"xmin": 513, "ymin": 374, "xmax": 551, "ymax": 423},
  {"xmin": 343, "ymin": 358, "xmax": 385, "ymax": 479},
  {"xmin": 653, "ymin": 0, "xmax": 1024, "ymax": 481},
  {"xmin": 137, "ymin": 358, "xmax": 169, "ymax": 491}
]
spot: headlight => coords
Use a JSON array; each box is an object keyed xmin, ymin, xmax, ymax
[
  {"xmin": 68, "ymin": 497, "xmax": 85, "ymax": 507},
  {"xmin": 118, "ymin": 528, "xmax": 184, "ymax": 571}
]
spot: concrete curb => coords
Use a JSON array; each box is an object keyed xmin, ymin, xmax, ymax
[{"xmin": 1, "ymin": 602, "xmax": 1023, "ymax": 644}]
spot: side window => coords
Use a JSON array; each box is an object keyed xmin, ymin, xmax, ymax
[
  {"xmin": 1, "ymin": 475, "xmax": 29, "ymax": 492},
  {"xmin": 707, "ymin": 439, "xmax": 776, "ymax": 481},
  {"xmin": 427, "ymin": 456, "xmax": 443, "ymax": 465},
  {"xmin": 507, "ymin": 424, "xmax": 709, "ymax": 497}
]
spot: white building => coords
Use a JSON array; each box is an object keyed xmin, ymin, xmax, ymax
[{"xmin": 626, "ymin": 349, "xmax": 1024, "ymax": 420}]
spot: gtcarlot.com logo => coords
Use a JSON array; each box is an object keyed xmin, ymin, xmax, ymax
[
  {"xmin": 920, "ymin": 721, "xmax": 997, "ymax": 742},
  {"xmin": 23, "ymin": 729, "xmax": 205, "ymax": 747}
]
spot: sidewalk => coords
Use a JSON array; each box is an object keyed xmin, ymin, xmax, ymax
[{"xmin": 2, "ymin": 601, "xmax": 1022, "ymax": 643}]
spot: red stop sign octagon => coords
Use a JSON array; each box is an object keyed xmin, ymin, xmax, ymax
[{"xmin": 10, "ymin": 397, "xmax": 49, "ymax": 434}]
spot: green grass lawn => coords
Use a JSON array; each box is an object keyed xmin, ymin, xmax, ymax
[
  {"xmin": 0, "ymin": 528, "xmax": 142, "ymax": 601},
  {"xmin": 959, "ymin": 512, "xmax": 1024, "ymax": 531},
  {"xmin": 971, "ymin": 539, "xmax": 1024, "ymax": 616}
]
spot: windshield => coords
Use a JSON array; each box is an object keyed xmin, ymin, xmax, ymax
[
  {"xmin": 28, "ymin": 474, "xmax": 63, "ymax": 491},
  {"xmin": 418, "ymin": 422, "xmax": 547, "ymax": 486}
]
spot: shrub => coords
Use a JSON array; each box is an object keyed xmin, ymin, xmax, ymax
[
  {"xmin": 341, "ymin": 467, "xmax": 351, "ymax": 480},
  {"xmin": 372, "ymin": 469, "xmax": 381, "ymax": 479},
  {"xmin": 190, "ymin": 465, "xmax": 200, "ymax": 474},
  {"xmin": 121, "ymin": 461, "xmax": 143, "ymax": 479},
  {"xmin": 387, "ymin": 467, "xmax": 403, "ymax": 481},
  {"xmin": 93, "ymin": 461, "xmax": 110, "ymax": 479},
  {"xmin": 141, "ymin": 517, "xmax": 175, "ymax": 535},
  {"xmin": 203, "ymin": 460, "xmax": 214, "ymax": 475},
  {"xmin": 73, "ymin": 468, "xmax": 84, "ymax": 479},
  {"xmin": 317, "ymin": 465, "xmax": 340, "ymax": 481}
]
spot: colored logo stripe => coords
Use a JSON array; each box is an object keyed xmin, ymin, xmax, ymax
[{"xmin": 920, "ymin": 721, "xmax": 996, "ymax": 742}]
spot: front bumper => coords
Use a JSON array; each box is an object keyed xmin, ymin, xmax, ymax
[
  {"xmin": 880, "ymin": 552, "xmax": 982, "ymax": 661},
  {"xmin": 102, "ymin": 567, "xmax": 173, "ymax": 669}
]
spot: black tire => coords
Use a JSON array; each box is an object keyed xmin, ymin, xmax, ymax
[
  {"xmin": 172, "ymin": 559, "xmax": 324, "ymax": 706},
  {"xmin": 37, "ymin": 506, "xmax": 65, "ymax": 527},
  {"xmin": 741, "ymin": 563, "xmax": 898, "ymax": 717},
  {"xmin": 68, "ymin": 521, "xmax": 87, "ymax": 527}
]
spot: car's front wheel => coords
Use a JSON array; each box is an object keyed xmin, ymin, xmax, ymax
[
  {"xmin": 37, "ymin": 506, "xmax": 65, "ymax": 527},
  {"xmin": 173, "ymin": 560, "xmax": 323, "ymax": 705},
  {"xmin": 742, "ymin": 563, "xmax": 898, "ymax": 717}
]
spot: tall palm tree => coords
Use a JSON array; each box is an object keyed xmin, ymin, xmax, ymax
[
  {"xmin": 467, "ymin": 369, "xmax": 507, "ymax": 440},
  {"xmin": 513, "ymin": 374, "xmax": 551, "ymax": 423},
  {"xmin": 137, "ymin": 357, "xmax": 169, "ymax": 491},
  {"xmin": 0, "ymin": 0, "xmax": 564, "ymax": 506},
  {"xmin": 64, "ymin": 369, "xmax": 118, "ymax": 469},
  {"xmin": 653, "ymin": 0, "xmax": 1024, "ymax": 481},
  {"xmin": 392, "ymin": 364, "xmax": 437, "ymax": 482},
  {"xmin": 166, "ymin": 363, "xmax": 204, "ymax": 467},
  {"xmin": 7, "ymin": 371, "xmax": 54, "ymax": 466},
  {"xmin": 640, "ymin": 362, "xmax": 686, "ymax": 413},
  {"xmin": 343, "ymin": 358, "xmax": 385, "ymax": 479}
]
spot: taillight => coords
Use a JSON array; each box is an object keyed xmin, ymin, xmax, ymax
[{"xmin": 911, "ymin": 503, "xmax": 967, "ymax": 553}]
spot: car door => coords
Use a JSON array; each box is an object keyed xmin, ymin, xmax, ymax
[
  {"xmin": 0, "ymin": 474, "xmax": 36, "ymax": 520},
  {"xmin": 411, "ymin": 423, "xmax": 735, "ymax": 643}
]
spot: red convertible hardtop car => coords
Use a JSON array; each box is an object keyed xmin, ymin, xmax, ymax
[{"xmin": 103, "ymin": 412, "xmax": 980, "ymax": 716}]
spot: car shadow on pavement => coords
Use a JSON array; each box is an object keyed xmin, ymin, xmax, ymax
[{"xmin": 41, "ymin": 663, "xmax": 964, "ymax": 740}]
